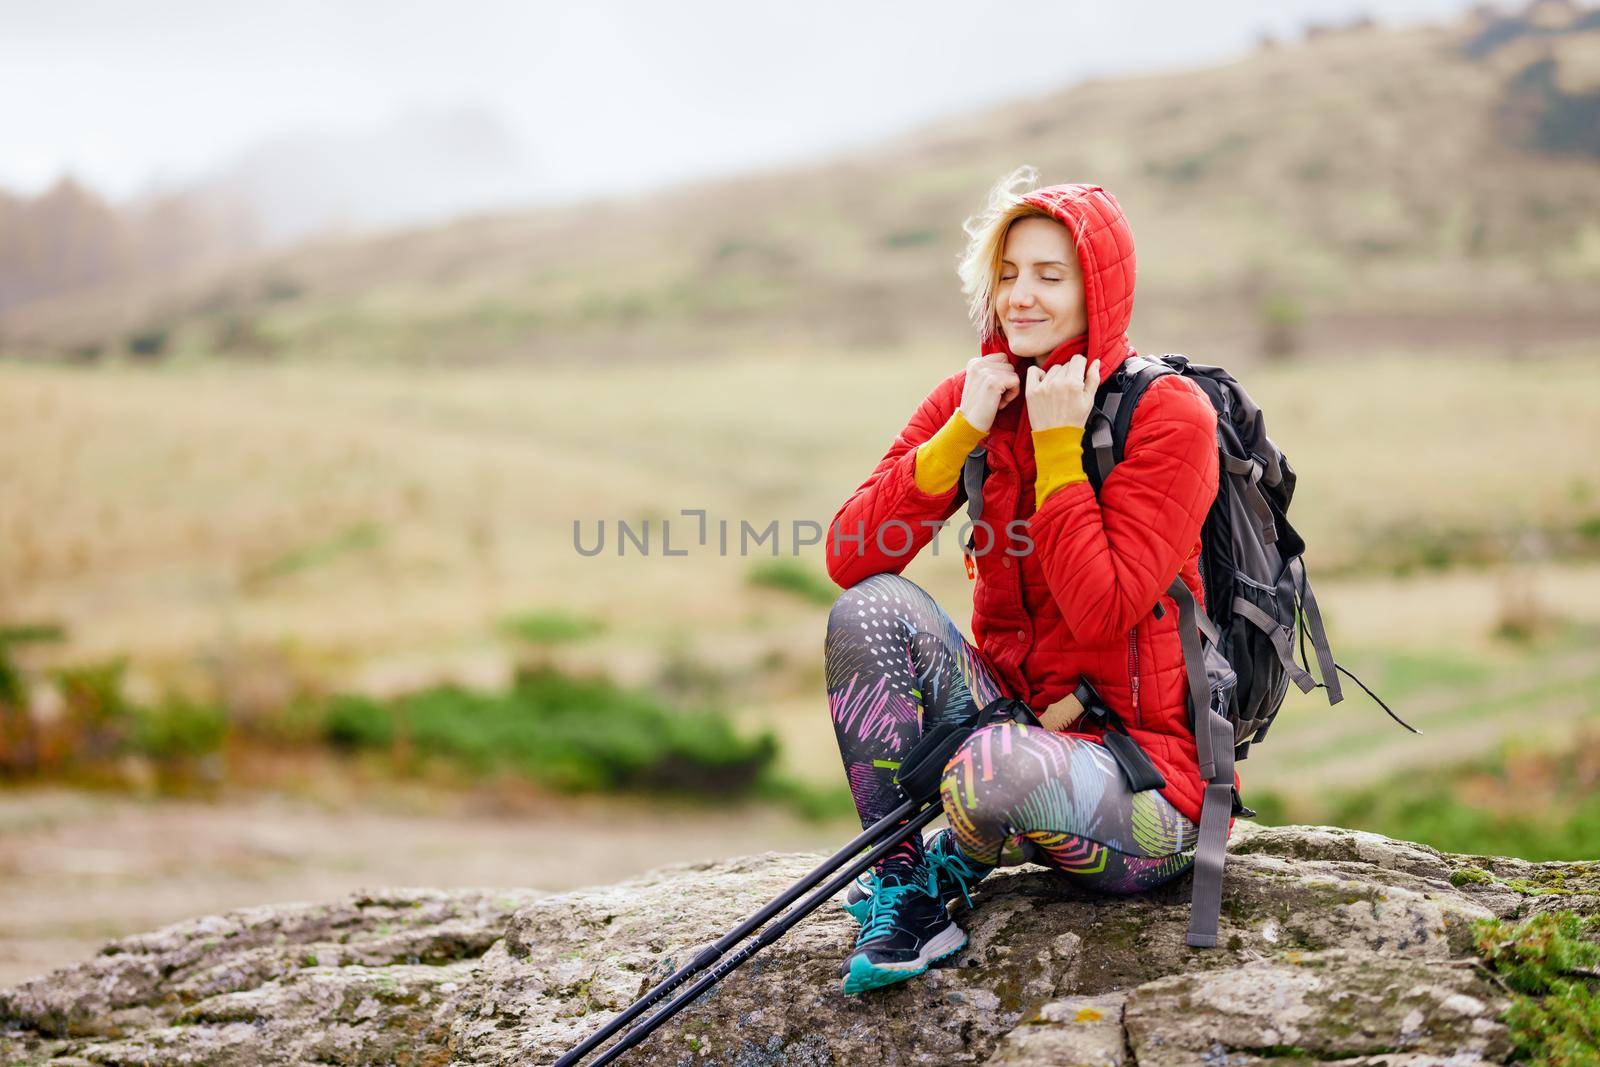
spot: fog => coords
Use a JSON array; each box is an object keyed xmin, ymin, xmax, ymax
[{"xmin": 4, "ymin": 0, "xmax": 1485, "ymax": 239}]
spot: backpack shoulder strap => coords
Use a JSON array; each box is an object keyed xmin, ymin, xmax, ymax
[
  {"xmin": 1085, "ymin": 353, "xmax": 1183, "ymax": 491},
  {"xmin": 1111, "ymin": 354, "xmax": 1184, "ymax": 464}
]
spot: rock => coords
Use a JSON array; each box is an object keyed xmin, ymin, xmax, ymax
[
  {"xmin": 1123, "ymin": 949, "xmax": 1512, "ymax": 1066},
  {"xmin": 0, "ymin": 824, "xmax": 1593, "ymax": 1065},
  {"xmin": 0, "ymin": 887, "xmax": 542, "ymax": 1066},
  {"xmin": 984, "ymin": 993, "xmax": 1128, "ymax": 1066}
]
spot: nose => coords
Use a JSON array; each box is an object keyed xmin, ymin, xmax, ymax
[{"xmin": 1008, "ymin": 280, "xmax": 1037, "ymax": 310}]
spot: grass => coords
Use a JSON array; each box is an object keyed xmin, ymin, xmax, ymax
[
  {"xmin": 497, "ymin": 608, "xmax": 607, "ymax": 645},
  {"xmin": 751, "ymin": 774, "xmax": 858, "ymax": 823},
  {"xmin": 1472, "ymin": 911, "xmax": 1600, "ymax": 1067},
  {"xmin": 745, "ymin": 560, "xmax": 837, "ymax": 607},
  {"xmin": 0, "ymin": 347, "xmax": 1596, "ymax": 680},
  {"xmin": 300, "ymin": 663, "xmax": 780, "ymax": 796},
  {"xmin": 241, "ymin": 520, "xmax": 385, "ymax": 587},
  {"xmin": 0, "ymin": 632, "xmax": 787, "ymax": 805},
  {"xmin": 0, "ymin": 622, "xmax": 65, "ymax": 705},
  {"xmin": 1250, "ymin": 723, "xmax": 1600, "ymax": 861},
  {"xmin": 0, "ymin": 650, "xmax": 228, "ymax": 790},
  {"xmin": 0, "ymin": 299, "xmax": 1597, "ymax": 849}
]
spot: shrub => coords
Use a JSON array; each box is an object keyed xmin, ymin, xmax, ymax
[
  {"xmin": 126, "ymin": 326, "xmax": 169, "ymax": 359},
  {"xmin": 129, "ymin": 696, "xmax": 228, "ymax": 761},
  {"xmin": 1259, "ymin": 291, "xmax": 1303, "ymax": 361},
  {"xmin": 314, "ymin": 664, "xmax": 779, "ymax": 796},
  {"xmin": 321, "ymin": 695, "xmax": 396, "ymax": 751}
]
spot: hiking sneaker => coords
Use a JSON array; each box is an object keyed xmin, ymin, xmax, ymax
[
  {"xmin": 843, "ymin": 828, "xmax": 998, "ymax": 927},
  {"xmin": 839, "ymin": 859, "xmax": 968, "ymax": 996}
]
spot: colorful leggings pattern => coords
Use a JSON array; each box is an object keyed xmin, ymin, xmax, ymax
[{"xmin": 825, "ymin": 573, "xmax": 1198, "ymax": 893}]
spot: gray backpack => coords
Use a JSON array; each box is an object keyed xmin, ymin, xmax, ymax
[{"xmin": 960, "ymin": 353, "xmax": 1419, "ymax": 949}]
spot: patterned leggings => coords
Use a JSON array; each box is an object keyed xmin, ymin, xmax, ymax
[{"xmin": 825, "ymin": 573, "xmax": 1198, "ymax": 894}]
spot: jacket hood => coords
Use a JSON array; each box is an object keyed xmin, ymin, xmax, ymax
[{"xmin": 979, "ymin": 183, "xmax": 1138, "ymax": 383}]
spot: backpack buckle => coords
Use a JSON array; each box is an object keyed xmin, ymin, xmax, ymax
[
  {"xmin": 1074, "ymin": 678, "xmax": 1165, "ymax": 792},
  {"xmin": 1073, "ymin": 678, "xmax": 1112, "ymax": 723}
]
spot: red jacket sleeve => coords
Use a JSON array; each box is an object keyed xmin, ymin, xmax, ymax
[
  {"xmin": 1027, "ymin": 374, "xmax": 1219, "ymax": 643},
  {"xmin": 826, "ymin": 374, "xmax": 968, "ymax": 589}
]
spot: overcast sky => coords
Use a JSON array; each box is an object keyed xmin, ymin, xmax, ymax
[{"xmin": 5, "ymin": 0, "xmax": 1491, "ymax": 221}]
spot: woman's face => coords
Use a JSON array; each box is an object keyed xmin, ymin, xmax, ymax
[{"xmin": 994, "ymin": 216, "xmax": 1087, "ymax": 357}]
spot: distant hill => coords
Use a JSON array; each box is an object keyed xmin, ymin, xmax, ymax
[{"xmin": 3, "ymin": 0, "xmax": 1598, "ymax": 366}]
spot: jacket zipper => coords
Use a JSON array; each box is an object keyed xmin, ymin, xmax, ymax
[{"xmin": 1127, "ymin": 624, "xmax": 1142, "ymax": 728}]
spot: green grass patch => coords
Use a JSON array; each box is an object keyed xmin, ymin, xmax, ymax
[
  {"xmin": 746, "ymin": 560, "xmax": 837, "ymax": 606},
  {"xmin": 1473, "ymin": 910, "xmax": 1600, "ymax": 1066},
  {"xmin": 1253, "ymin": 727, "xmax": 1600, "ymax": 861},
  {"xmin": 1, "ymin": 632, "xmax": 793, "ymax": 807},
  {"xmin": 0, "ymin": 621, "xmax": 66, "ymax": 705},
  {"xmin": 752, "ymin": 774, "xmax": 858, "ymax": 823},
  {"xmin": 498, "ymin": 608, "xmax": 607, "ymax": 645},
  {"xmin": 243, "ymin": 520, "xmax": 385, "ymax": 586},
  {"xmin": 313, "ymin": 663, "xmax": 779, "ymax": 796},
  {"xmin": 130, "ymin": 696, "xmax": 229, "ymax": 760},
  {"xmin": 1368, "ymin": 645, "xmax": 1494, "ymax": 701}
]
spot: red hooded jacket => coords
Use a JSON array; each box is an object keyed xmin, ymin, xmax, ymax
[{"xmin": 825, "ymin": 183, "xmax": 1237, "ymax": 832}]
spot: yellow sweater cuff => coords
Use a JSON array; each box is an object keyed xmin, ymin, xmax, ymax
[
  {"xmin": 1032, "ymin": 424, "xmax": 1089, "ymax": 509},
  {"xmin": 914, "ymin": 409, "xmax": 989, "ymax": 494}
]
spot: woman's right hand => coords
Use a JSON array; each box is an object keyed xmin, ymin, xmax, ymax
[{"xmin": 958, "ymin": 352, "xmax": 1021, "ymax": 433}]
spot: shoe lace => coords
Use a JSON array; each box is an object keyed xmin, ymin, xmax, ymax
[
  {"xmin": 856, "ymin": 877, "xmax": 926, "ymax": 946},
  {"xmin": 925, "ymin": 840, "xmax": 991, "ymax": 911}
]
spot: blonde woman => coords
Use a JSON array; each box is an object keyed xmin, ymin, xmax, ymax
[{"xmin": 822, "ymin": 167, "xmax": 1237, "ymax": 995}]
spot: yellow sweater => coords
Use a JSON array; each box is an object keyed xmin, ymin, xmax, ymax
[{"xmin": 914, "ymin": 410, "xmax": 1089, "ymax": 510}]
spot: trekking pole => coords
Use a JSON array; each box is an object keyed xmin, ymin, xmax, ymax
[
  {"xmin": 578, "ymin": 795, "xmax": 948, "ymax": 1067},
  {"xmin": 551, "ymin": 695, "xmax": 1038, "ymax": 1066},
  {"xmin": 549, "ymin": 791, "xmax": 924, "ymax": 1067}
]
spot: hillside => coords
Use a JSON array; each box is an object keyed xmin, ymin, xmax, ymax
[{"xmin": 2, "ymin": 1, "xmax": 1599, "ymax": 366}]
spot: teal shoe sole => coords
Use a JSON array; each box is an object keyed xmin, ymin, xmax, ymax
[{"xmin": 839, "ymin": 925, "xmax": 967, "ymax": 996}]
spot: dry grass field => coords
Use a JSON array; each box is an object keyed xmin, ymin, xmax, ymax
[{"xmin": 2, "ymin": 338, "xmax": 1597, "ymax": 796}]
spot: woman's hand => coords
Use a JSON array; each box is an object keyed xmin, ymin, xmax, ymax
[
  {"xmin": 1025, "ymin": 355, "xmax": 1101, "ymax": 431},
  {"xmin": 958, "ymin": 353, "xmax": 1021, "ymax": 433}
]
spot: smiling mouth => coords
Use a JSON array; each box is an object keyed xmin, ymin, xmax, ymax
[{"xmin": 1010, "ymin": 319, "xmax": 1046, "ymax": 327}]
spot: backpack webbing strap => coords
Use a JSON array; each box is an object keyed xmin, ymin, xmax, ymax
[
  {"xmin": 1220, "ymin": 453, "xmax": 1277, "ymax": 544},
  {"xmin": 1230, "ymin": 597, "xmax": 1318, "ymax": 694},
  {"xmin": 962, "ymin": 446, "xmax": 987, "ymax": 525},
  {"xmin": 1088, "ymin": 393, "xmax": 1123, "ymax": 481},
  {"xmin": 1168, "ymin": 574, "xmax": 1234, "ymax": 949},
  {"xmin": 1188, "ymin": 708, "xmax": 1235, "ymax": 949},
  {"xmin": 961, "ymin": 445, "xmax": 987, "ymax": 553},
  {"xmin": 1169, "ymin": 576, "xmax": 1213, "ymax": 764},
  {"xmin": 1288, "ymin": 557, "xmax": 1343, "ymax": 704}
]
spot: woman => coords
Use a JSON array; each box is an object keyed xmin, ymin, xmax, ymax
[{"xmin": 822, "ymin": 166, "xmax": 1239, "ymax": 996}]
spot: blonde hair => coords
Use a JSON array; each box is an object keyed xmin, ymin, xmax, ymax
[{"xmin": 956, "ymin": 164, "xmax": 1062, "ymax": 341}]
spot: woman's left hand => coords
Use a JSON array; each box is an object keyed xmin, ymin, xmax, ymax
[{"xmin": 1025, "ymin": 355, "xmax": 1101, "ymax": 431}]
